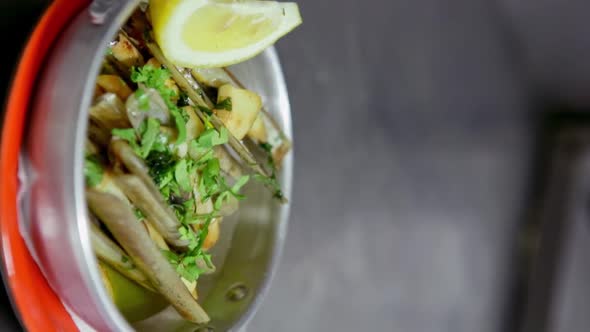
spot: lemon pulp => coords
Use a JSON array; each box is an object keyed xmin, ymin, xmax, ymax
[
  {"xmin": 150, "ymin": 0, "xmax": 302, "ymax": 68},
  {"xmin": 182, "ymin": 4, "xmax": 280, "ymax": 52}
]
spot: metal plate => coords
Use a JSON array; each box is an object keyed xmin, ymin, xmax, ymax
[{"xmin": 22, "ymin": 1, "xmax": 293, "ymax": 330}]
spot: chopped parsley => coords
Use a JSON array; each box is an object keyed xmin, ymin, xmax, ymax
[
  {"xmin": 130, "ymin": 65, "xmax": 173, "ymax": 100},
  {"xmin": 112, "ymin": 128, "xmax": 138, "ymax": 150},
  {"xmin": 215, "ymin": 97, "xmax": 232, "ymax": 111},
  {"xmin": 254, "ymin": 173, "xmax": 283, "ymax": 200},
  {"xmin": 255, "ymin": 142, "xmax": 284, "ymax": 199},
  {"xmin": 131, "ymin": 65, "xmax": 187, "ymax": 146},
  {"xmin": 138, "ymin": 118, "xmax": 161, "ymax": 158},
  {"xmin": 177, "ymin": 92, "xmax": 190, "ymax": 107},
  {"xmin": 198, "ymin": 158, "xmax": 221, "ymax": 200},
  {"xmin": 112, "ymin": 118, "xmax": 163, "ymax": 159},
  {"xmin": 196, "ymin": 127, "xmax": 229, "ymax": 148},
  {"xmin": 121, "ymin": 65, "xmax": 256, "ymax": 284},
  {"xmin": 84, "ymin": 154, "xmax": 103, "ymax": 187},
  {"xmin": 259, "ymin": 142, "xmax": 273, "ymax": 154},
  {"xmin": 162, "ymin": 223, "xmax": 214, "ymax": 282},
  {"xmin": 135, "ymin": 89, "xmax": 150, "ymax": 111},
  {"xmin": 133, "ymin": 208, "xmax": 146, "ymax": 221},
  {"xmin": 145, "ymin": 150, "xmax": 176, "ymax": 186},
  {"xmin": 189, "ymin": 127, "xmax": 228, "ymax": 162},
  {"xmin": 174, "ymin": 159, "xmax": 192, "ymax": 193},
  {"xmin": 198, "ymin": 105, "xmax": 213, "ymax": 116},
  {"xmin": 170, "ymin": 108, "xmax": 187, "ymax": 146}
]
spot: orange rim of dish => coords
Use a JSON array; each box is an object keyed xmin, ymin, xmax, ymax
[{"xmin": 0, "ymin": 0, "xmax": 89, "ymax": 331}]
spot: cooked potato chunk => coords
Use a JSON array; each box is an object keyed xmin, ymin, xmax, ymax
[
  {"xmin": 202, "ymin": 219, "xmax": 220, "ymax": 251},
  {"xmin": 183, "ymin": 106, "xmax": 205, "ymax": 141},
  {"xmin": 145, "ymin": 57, "xmax": 162, "ymax": 68},
  {"xmin": 96, "ymin": 75, "xmax": 132, "ymax": 100},
  {"xmin": 247, "ymin": 113, "xmax": 268, "ymax": 142},
  {"xmin": 111, "ymin": 33, "xmax": 144, "ymax": 68},
  {"xmin": 215, "ymin": 84, "xmax": 261, "ymax": 140},
  {"xmin": 145, "ymin": 58, "xmax": 180, "ymax": 103}
]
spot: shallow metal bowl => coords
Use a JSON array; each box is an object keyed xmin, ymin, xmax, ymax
[{"xmin": 20, "ymin": 1, "xmax": 292, "ymax": 330}]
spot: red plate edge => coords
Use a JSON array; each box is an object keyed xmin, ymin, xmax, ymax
[{"xmin": 0, "ymin": 0, "xmax": 89, "ymax": 331}]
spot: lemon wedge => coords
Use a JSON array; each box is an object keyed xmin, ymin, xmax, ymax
[{"xmin": 150, "ymin": 0, "xmax": 302, "ymax": 68}]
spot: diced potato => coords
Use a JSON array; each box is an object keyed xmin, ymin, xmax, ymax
[
  {"xmin": 145, "ymin": 57, "xmax": 161, "ymax": 68},
  {"xmin": 93, "ymin": 85, "xmax": 105, "ymax": 101},
  {"xmin": 202, "ymin": 219, "xmax": 220, "ymax": 251},
  {"xmin": 145, "ymin": 58, "xmax": 180, "ymax": 102},
  {"xmin": 111, "ymin": 33, "xmax": 144, "ymax": 68},
  {"xmin": 96, "ymin": 75, "xmax": 132, "ymax": 100},
  {"xmin": 215, "ymin": 84, "xmax": 261, "ymax": 140},
  {"xmin": 247, "ymin": 113, "xmax": 268, "ymax": 142},
  {"xmin": 183, "ymin": 106, "xmax": 204, "ymax": 141},
  {"xmin": 159, "ymin": 126, "xmax": 178, "ymax": 142}
]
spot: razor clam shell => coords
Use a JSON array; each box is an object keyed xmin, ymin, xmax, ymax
[
  {"xmin": 114, "ymin": 174, "xmax": 189, "ymax": 250},
  {"xmin": 86, "ymin": 190, "xmax": 210, "ymax": 323}
]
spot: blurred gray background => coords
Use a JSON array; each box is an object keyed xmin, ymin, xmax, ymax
[
  {"xmin": 248, "ymin": 0, "xmax": 590, "ymax": 331},
  {"xmin": 3, "ymin": 0, "xmax": 590, "ymax": 331}
]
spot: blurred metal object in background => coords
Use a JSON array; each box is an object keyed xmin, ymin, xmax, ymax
[
  {"xmin": 248, "ymin": 1, "xmax": 590, "ymax": 332},
  {"xmin": 3, "ymin": 0, "xmax": 590, "ymax": 331}
]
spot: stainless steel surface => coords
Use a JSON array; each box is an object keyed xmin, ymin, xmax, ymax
[
  {"xmin": 23, "ymin": 1, "xmax": 293, "ymax": 331},
  {"xmin": 89, "ymin": 0, "xmax": 118, "ymax": 24},
  {"xmin": 246, "ymin": 0, "xmax": 590, "ymax": 331}
]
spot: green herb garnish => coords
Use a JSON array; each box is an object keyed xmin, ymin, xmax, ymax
[
  {"xmin": 255, "ymin": 142, "xmax": 284, "ymax": 199},
  {"xmin": 145, "ymin": 150, "xmax": 176, "ymax": 187},
  {"xmin": 170, "ymin": 108, "xmax": 187, "ymax": 145},
  {"xmin": 254, "ymin": 174, "xmax": 284, "ymax": 200},
  {"xmin": 215, "ymin": 97, "xmax": 232, "ymax": 111},
  {"xmin": 131, "ymin": 65, "xmax": 187, "ymax": 145},
  {"xmin": 198, "ymin": 105, "xmax": 213, "ymax": 116},
  {"xmin": 133, "ymin": 207, "xmax": 146, "ymax": 221},
  {"xmin": 189, "ymin": 127, "xmax": 229, "ymax": 162},
  {"xmin": 84, "ymin": 154, "xmax": 103, "ymax": 187},
  {"xmin": 163, "ymin": 223, "xmax": 214, "ymax": 282},
  {"xmin": 135, "ymin": 89, "xmax": 150, "ymax": 111},
  {"xmin": 174, "ymin": 159, "xmax": 193, "ymax": 193},
  {"xmin": 112, "ymin": 128, "xmax": 139, "ymax": 150},
  {"xmin": 131, "ymin": 65, "xmax": 174, "ymax": 101},
  {"xmin": 138, "ymin": 118, "xmax": 161, "ymax": 158},
  {"xmin": 122, "ymin": 65, "xmax": 257, "ymax": 284},
  {"xmin": 259, "ymin": 142, "xmax": 273, "ymax": 154},
  {"xmin": 178, "ymin": 92, "xmax": 190, "ymax": 107}
]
